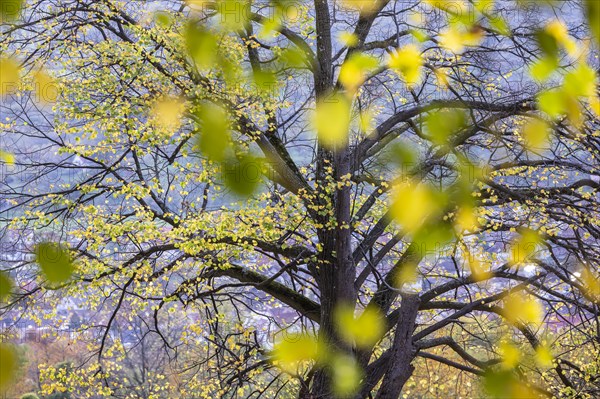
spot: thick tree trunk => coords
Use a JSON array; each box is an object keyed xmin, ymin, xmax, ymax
[{"xmin": 374, "ymin": 295, "xmax": 420, "ymax": 399}]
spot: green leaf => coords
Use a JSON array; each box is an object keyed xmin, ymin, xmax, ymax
[
  {"xmin": 185, "ymin": 23, "xmax": 218, "ymax": 71},
  {"xmin": 535, "ymin": 28, "xmax": 559, "ymax": 60},
  {"xmin": 530, "ymin": 57, "xmax": 558, "ymax": 82},
  {"xmin": 537, "ymin": 89, "xmax": 565, "ymax": 119},
  {"xmin": 482, "ymin": 369, "xmax": 515, "ymax": 398},
  {"xmin": 585, "ymin": 0, "xmax": 600, "ymax": 45},
  {"xmin": 563, "ymin": 63, "xmax": 598, "ymax": 98},
  {"xmin": 154, "ymin": 11, "xmax": 173, "ymax": 28},
  {"xmin": 488, "ymin": 16, "xmax": 511, "ymax": 36},
  {"xmin": 0, "ymin": 0, "xmax": 23, "ymax": 22},
  {"xmin": 195, "ymin": 103, "xmax": 231, "ymax": 162},
  {"xmin": 0, "ymin": 271, "xmax": 12, "ymax": 302},
  {"xmin": 34, "ymin": 242, "xmax": 75, "ymax": 284},
  {"xmin": 425, "ymin": 109, "xmax": 466, "ymax": 145},
  {"xmin": 222, "ymin": 153, "xmax": 263, "ymax": 196},
  {"xmin": 0, "ymin": 343, "xmax": 17, "ymax": 389}
]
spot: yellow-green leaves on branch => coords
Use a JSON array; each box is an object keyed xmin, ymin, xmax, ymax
[
  {"xmin": 339, "ymin": 52, "xmax": 379, "ymax": 95},
  {"xmin": 334, "ymin": 305, "xmax": 385, "ymax": 348},
  {"xmin": 34, "ymin": 242, "xmax": 75, "ymax": 285},
  {"xmin": 0, "ymin": 343, "xmax": 17, "ymax": 390},
  {"xmin": 0, "ymin": 0, "xmax": 23, "ymax": 22},
  {"xmin": 313, "ymin": 92, "xmax": 351, "ymax": 150},
  {"xmin": 388, "ymin": 45, "xmax": 423, "ymax": 87},
  {"xmin": 195, "ymin": 102, "xmax": 232, "ymax": 162}
]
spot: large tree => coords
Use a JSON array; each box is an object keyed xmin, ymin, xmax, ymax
[{"xmin": 1, "ymin": 0, "xmax": 600, "ymax": 398}]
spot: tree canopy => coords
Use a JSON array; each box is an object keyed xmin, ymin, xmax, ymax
[{"xmin": 1, "ymin": 1, "xmax": 600, "ymax": 398}]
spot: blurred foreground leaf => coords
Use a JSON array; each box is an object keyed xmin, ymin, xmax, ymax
[{"xmin": 34, "ymin": 242, "xmax": 75, "ymax": 285}]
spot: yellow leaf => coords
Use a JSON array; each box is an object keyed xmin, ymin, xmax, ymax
[
  {"xmin": 0, "ymin": 57, "xmax": 20, "ymax": 96},
  {"xmin": 564, "ymin": 63, "xmax": 598, "ymax": 98},
  {"xmin": 455, "ymin": 205, "xmax": 479, "ymax": 232},
  {"xmin": 509, "ymin": 229, "xmax": 542, "ymax": 265},
  {"xmin": 339, "ymin": 31, "xmax": 359, "ymax": 47},
  {"xmin": 546, "ymin": 20, "xmax": 578, "ymax": 56},
  {"xmin": 334, "ymin": 305, "xmax": 385, "ymax": 348},
  {"xmin": 580, "ymin": 266, "xmax": 600, "ymax": 303},
  {"xmin": 440, "ymin": 26, "xmax": 484, "ymax": 53},
  {"xmin": 499, "ymin": 340, "xmax": 521, "ymax": 369},
  {"xmin": 535, "ymin": 344, "xmax": 554, "ymax": 367},
  {"xmin": 537, "ymin": 89, "xmax": 565, "ymax": 119},
  {"xmin": 33, "ymin": 69, "xmax": 58, "ymax": 103},
  {"xmin": 434, "ymin": 68, "xmax": 450, "ymax": 87},
  {"xmin": 271, "ymin": 334, "xmax": 320, "ymax": 373},
  {"xmin": 389, "ymin": 45, "xmax": 423, "ymax": 87},
  {"xmin": 339, "ymin": 52, "xmax": 378, "ymax": 93},
  {"xmin": 340, "ymin": 0, "xmax": 380, "ymax": 15},
  {"xmin": 468, "ymin": 257, "xmax": 492, "ymax": 282},
  {"xmin": 0, "ymin": 150, "xmax": 15, "ymax": 165},
  {"xmin": 503, "ymin": 292, "xmax": 543, "ymax": 326},
  {"xmin": 530, "ymin": 57, "xmax": 558, "ymax": 82},
  {"xmin": 331, "ymin": 354, "xmax": 362, "ymax": 397},
  {"xmin": 522, "ymin": 118, "xmax": 551, "ymax": 151},
  {"xmin": 185, "ymin": 23, "xmax": 218, "ymax": 71},
  {"xmin": 313, "ymin": 92, "xmax": 351, "ymax": 150},
  {"xmin": 0, "ymin": 271, "xmax": 12, "ymax": 302},
  {"xmin": 358, "ymin": 108, "xmax": 374, "ymax": 133},
  {"xmin": 390, "ymin": 180, "xmax": 440, "ymax": 233},
  {"xmin": 151, "ymin": 96, "xmax": 186, "ymax": 131},
  {"xmin": 589, "ymin": 95, "xmax": 600, "ymax": 118}
]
